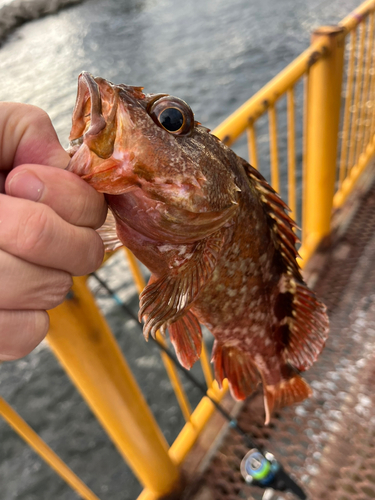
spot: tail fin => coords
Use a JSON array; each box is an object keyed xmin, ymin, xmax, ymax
[
  {"xmin": 212, "ymin": 341, "xmax": 261, "ymax": 400},
  {"xmin": 263, "ymin": 374, "xmax": 312, "ymax": 425}
]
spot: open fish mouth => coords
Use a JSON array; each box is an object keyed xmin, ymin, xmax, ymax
[{"xmin": 68, "ymin": 71, "xmax": 118, "ymax": 159}]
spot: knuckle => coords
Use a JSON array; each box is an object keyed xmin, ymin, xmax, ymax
[
  {"xmin": 67, "ymin": 191, "xmax": 90, "ymax": 226},
  {"xmin": 91, "ymin": 232, "xmax": 105, "ymax": 271},
  {"xmin": 24, "ymin": 104, "xmax": 52, "ymax": 128},
  {"xmin": 16, "ymin": 204, "xmax": 52, "ymax": 255},
  {"xmin": 45, "ymin": 272, "xmax": 73, "ymax": 309},
  {"xmin": 78, "ymin": 230, "xmax": 104, "ymax": 275}
]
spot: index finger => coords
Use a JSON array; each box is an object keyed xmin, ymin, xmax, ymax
[
  {"xmin": 6, "ymin": 164, "xmax": 107, "ymax": 229},
  {"xmin": 0, "ymin": 102, "xmax": 69, "ymax": 171}
]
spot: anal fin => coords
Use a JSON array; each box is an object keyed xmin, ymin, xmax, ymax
[
  {"xmin": 168, "ymin": 310, "xmax": 202, "ymax": 369},
  {"xmin": 263, "ymin": 374, "xmax": 312, "ymax": 425},
  {"xmin": 212, "ymin": 341, "xmax": 261, "ymax": 400}
]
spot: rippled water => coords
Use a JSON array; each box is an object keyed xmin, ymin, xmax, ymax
[{"xmin": 0, "ymin": 0, "xmax": 361, "ymax": 499}]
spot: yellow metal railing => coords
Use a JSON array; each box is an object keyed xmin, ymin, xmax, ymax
[{"xmin": 1, "ymin": 1, "xmax": 375, "ymax": 499}]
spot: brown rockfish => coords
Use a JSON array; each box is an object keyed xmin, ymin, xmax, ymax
[{"xmin": 67, "ymin": 72, "xmax": 329, "ymax": 423}]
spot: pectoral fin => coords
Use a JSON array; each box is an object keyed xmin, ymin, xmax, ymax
[
  {"xmin": 139, "ymin": 229, "xmax": 227, "ymax": 339},
  {"xmin": 96, "ymin": 209, "xmax": 123, "ymax": 252}
]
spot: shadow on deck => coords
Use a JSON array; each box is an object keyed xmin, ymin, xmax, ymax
[{"xmin": 183, "ymin": 164, "xmax": 375, "ymax": 500}]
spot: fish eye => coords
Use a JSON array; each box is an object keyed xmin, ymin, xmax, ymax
[{"xmin": 148, "ymin": 96, "xmax": 194, "ymax": 136}]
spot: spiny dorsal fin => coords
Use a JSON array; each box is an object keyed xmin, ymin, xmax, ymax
[
  {"xmin": 97, "ymin": 209, "xmax": 123, "ymax": 252},
  {"xmin": 139, "ymin": 228, "xmax": 227, "ymax": 339},
  {"xmin": 240, "ymin": 159, "xmax": 301, "ymax": 278},
  {"xmin": 240, "ymin": 159, "xmax": 329, "ymax": 371}
]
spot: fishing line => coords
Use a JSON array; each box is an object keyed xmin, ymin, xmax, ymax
[{"xmin": 90, "ymin": 271, "xmax": 308, "ymax": 500}]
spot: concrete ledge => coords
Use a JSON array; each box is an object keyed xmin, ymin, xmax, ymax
[{"xmin": 0, "ymin": 0, "xmax": 83, "ymax": 45}]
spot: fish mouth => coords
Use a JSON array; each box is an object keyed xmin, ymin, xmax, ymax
[
  {"xmin": 68, "ymin": 71, "xmax": 118, "ymax": 159},
  {"xmin": 67, "ymin": 72, "xmax": 139, "ymax": 194}
]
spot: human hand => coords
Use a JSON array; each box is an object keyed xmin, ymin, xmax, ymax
[{"xmin": 0, "ymin": 103, "xmax": 107, "ymax": 361}]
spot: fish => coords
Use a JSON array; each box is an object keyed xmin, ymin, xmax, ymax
[{"xmin": 67, "ymin": 72, "xmax": 329, "ymax": 424}]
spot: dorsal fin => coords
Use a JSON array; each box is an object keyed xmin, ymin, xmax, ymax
[
  {"xmin": 240, "ymin": 158, "xmax": 301, "ymax": 278},
  {"xmin": 240, "ymin": 158, "xmax": 329, "ymax": 372}
]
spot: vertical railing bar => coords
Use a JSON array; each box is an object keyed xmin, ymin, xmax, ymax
[
  {"xmin": 363, "ymin": 12, "xmax": 375, "ymax": 149},
  {"xmin": 160, "ymin": 349, "xmax": 192, "ymax": 421},
  {"xmin": 268, "ymin": 104, "xmax": 280, "ymax": 193},
  {"xmin": 199, "ymin": 342, "xmax": 214, "ymax": 388},
  {"xmin": 287, "ymin": 86, "xmax": 297, "ymax": 221},
  {"xmin": 348, "ymin": 23, "xmax": 366, "ymax": 171},
  {"xmin": 356, "ymin": 16, "xmax": 373, "ymax": 163},
  {"xmin": 247, "ymin": 120, "xmax": 259, "ymax": 169},
  {"xmin": 123, "ymin": 248, "xmax": 192, "ymax": 422},
  {"xmin": 301, "ymin": 72, "xmax": 310, "ymax": 250},
  {"xmin": 339, "ymin": 30, "xmax": 357, "ymax": 188},
  {"xmin": 0, "ymin": 397, "xmax": 101, "ymax": 500},
  {"xmin": 368, "ymin": 12, "xmax": 375, "ymax": 145}
]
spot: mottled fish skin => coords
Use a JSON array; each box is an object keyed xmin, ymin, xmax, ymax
[{"xmin": 67, "ymin": 72, "xmax": 329, "ymax": 423}]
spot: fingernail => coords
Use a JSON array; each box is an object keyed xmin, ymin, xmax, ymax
[{"xmin": 7, "ymin": 171, "xmax": 44, "ymax": 202}]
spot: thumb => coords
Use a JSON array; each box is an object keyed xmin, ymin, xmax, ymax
[{"xmin": 0, "ymin": 102, "xmax": 70, "ymax": 171}]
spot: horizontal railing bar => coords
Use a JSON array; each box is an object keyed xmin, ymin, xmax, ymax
[
  {"xmin": 212, "ymin": 38, "xmax": 327, "ymax": 146},
  {"xmin": 339, "ymin": 0, "xmax": 375, "ymax": 33}
]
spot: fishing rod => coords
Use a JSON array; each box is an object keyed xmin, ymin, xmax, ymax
[{"xmin": 91, "ymin": 271, "xmax": 308, "ymax": 500}]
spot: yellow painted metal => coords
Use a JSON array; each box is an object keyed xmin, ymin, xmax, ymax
[
  {"xmin": 348, "ymin": 22, "xmax": 366, "ymax": 173},
  {"xmin": 199, "ymin": 342, "xmax": 214, "ymax": 388},
  {"xmin": 212, "ymin": 39, "xmax": 326, "ymax": 145},
  {"xmin": 370, "ymin": 62, "xmax": 375, "ymax": 142},
  {"xmin": 247, "ymin": 122, "xmax": 259, "ymax": 169},
  {"xmin": 159, "ymin": 343, "xmax": 192, "ymax": 422},
  {"xmin": 268, "ymin": 105, "xmax": 280, "ymax": 193},
  {"xmin": 356, "ymin": 15, "xmax": 374, "ymax": 161},
  {"xmin": 363, "ymin": 13, "xmax": 375, "ymax": 149},
  {"xmin": 303, "ymin": 26, "xmax": 346, "ymax": 260},
  {"xmin": 0, "ymin": 396, "xmax": 100, "ymax": 500},
  {"xmin": 124, "ymin": 247, "xmax": 146, "ymax": 291},
  {"xmin": 339, "ymin": 30, "xmax": 357, "ymax": 187},
  {"xmin": 137, "ymin": 380, "xmax": 228, "ymax": 500},
  {"xmin": 287, "ymin": 87, "xmax": 296, "ymax": 219},
  {"xmin": 333, "ymin": 139, "xmax": 375, "ymax": 208},
  {"xmin": 340, "ymin": 0, "xmax": 375, "ymax": 33},
  {"xmin": 47, "ymin": 277, "xmax": 180, "ymax": 497},
  {"xmin": 123, "ymin": 248, "xmax": 192, "ymax": 422},
  {"xmin": 301, "ymin": 73, "xmax": 310, "ymax": 251}
]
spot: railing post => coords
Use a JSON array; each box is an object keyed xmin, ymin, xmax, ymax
[
  {"xmin": 303, "ymin": 26, "xmax": 346, "ymax": 260},
  {"xmin": 47, "ymin": 277, "xmax": 181, "ymax": 498}
]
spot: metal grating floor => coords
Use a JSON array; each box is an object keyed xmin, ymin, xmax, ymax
[{"xmin": 184, "ymin": 167, "xmax": 375, "ymax": 500}]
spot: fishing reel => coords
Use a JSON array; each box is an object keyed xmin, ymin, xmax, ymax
[{"xmin": 240, "ymin": 449, "xmax": 308, "ymax": 500}]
